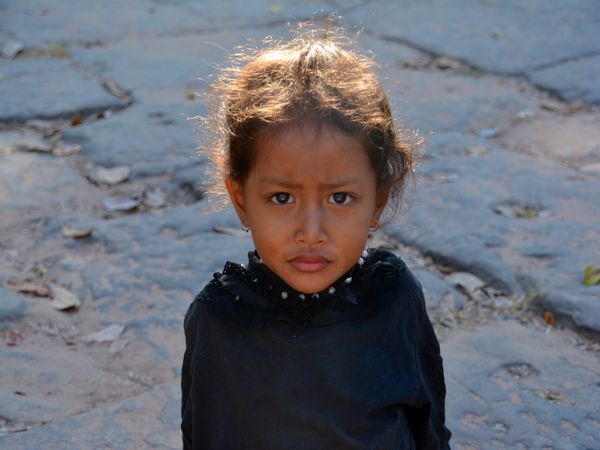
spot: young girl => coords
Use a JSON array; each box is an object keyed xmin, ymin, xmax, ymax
[{"xmin": 181, "ymin": 28, "xmax": 451, "ymax": 449}]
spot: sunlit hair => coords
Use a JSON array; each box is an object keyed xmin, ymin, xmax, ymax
[{"xmin": 197, "ymin": 22, "xmax": 421, "ymax": 220}]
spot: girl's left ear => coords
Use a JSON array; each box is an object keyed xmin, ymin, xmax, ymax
[{"xmin": 371, "ymin": 188, "xmax": 390, "ymax": 228}]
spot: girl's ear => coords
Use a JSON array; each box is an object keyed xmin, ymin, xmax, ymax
[
  {"xmin": 225, "ymin": 177, "xmax": 249, "ymax": 228},
  {"xmin": 370, "ymin": 187, "xmax": 390, "ymax": 229}
]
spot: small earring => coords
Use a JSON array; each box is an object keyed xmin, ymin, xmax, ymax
[
  {"xmin": 241, "ymin": 224, "xmax": 250, "ymax": 232},
  {"xmin": 369, "ymin": 224, "xmax": 378, "ymax": 232}
]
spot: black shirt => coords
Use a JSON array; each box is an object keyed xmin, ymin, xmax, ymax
[{"xmin": 181, "ymin": 248, "xmax": 451, "ymax": 449}]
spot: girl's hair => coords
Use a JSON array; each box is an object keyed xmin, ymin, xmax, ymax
[{"xmin": 199, "ymin": 23, "xmax": 420, "ymax": 220}]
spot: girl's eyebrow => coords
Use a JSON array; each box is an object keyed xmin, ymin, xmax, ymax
[{"xmin": 258, "ymin": 177, "xmax": 359, "ymax": 189}]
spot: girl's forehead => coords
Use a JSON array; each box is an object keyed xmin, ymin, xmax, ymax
[
  {"xmin": 249, "ymin": 121, "xmax": 375, "ymax": 184},
  {"xmin": 255, "ymin": 121, "xmax": 366, "ymax": 159}
]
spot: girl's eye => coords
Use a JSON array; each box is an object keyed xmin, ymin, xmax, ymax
[
  {"xmin": 329, "ymin": 192, "xmax": 352, "ymax": 205},
  {"xmin": 270, "ymin": 193, "xmax": 294, "ymax": 205}
]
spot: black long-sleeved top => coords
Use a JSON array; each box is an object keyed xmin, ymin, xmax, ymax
[{"xmin": 181, "ymin": 248, "xmax": 451, "ymax": 449}]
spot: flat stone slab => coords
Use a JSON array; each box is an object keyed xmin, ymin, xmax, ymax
[
  {"xmin": 62, "ymin": 102, "xmax": 201, "ymax": 177},
  {"xmin": 444, "ymin": 320, "xmax": 600, "ymax": 449},
  {"xmin": 496, "ymin": 111, "xmax": 600, "ymax": 170},
  {"xmin": 384, "ymin": 131, "xmax": 600, "ymax": 335},
  {"xmin": 0, "ymin": 58, "xmax": 127, "ymax": 123},
  {"xmin": 0, "ymin": 0, "xmax": 357, "ymax": 49},
  {"xmin": 0, "ymin": 383, "xmax": 180, "ymax": 449},
  {"xmin": 346, "ymin": 0, "xmax": 600, "ymax": 76},
  {"xmin": 529, "ymin": 54, "xmax": 600, "ymax": 106},
  {"xmin": 356, "ymin": 33, "xmax": 540, "ymax": 136}
]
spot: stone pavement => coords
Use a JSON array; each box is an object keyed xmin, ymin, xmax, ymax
[{"xmin": 1, "ymin": 1, "xmax": 599, "ymax": 448}]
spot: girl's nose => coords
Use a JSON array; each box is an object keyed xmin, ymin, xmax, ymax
[{"xmin": 295, "ymin": 202, "xmax": 326, "ymax": 245}]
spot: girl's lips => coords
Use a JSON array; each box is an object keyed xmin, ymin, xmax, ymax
[{"xmin": 289, "ymin": 256, "xmax": 330, "ymax": 272}]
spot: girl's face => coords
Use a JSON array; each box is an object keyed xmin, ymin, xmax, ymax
[{"xmin": 226, "ymin": 121, "xmax": 388, "ymax": 294}]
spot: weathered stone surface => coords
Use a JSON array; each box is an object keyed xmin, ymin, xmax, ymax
[
  {"xmin": 0, "ymin": 58, "xmax": 127, "ymax": 123},
  {"xmin": 356, "ymin": 34, "xmax": 539, "ymax": 135},
  {"xmin": 346, "ymin": 0, "xmax": 600, "ymax": 76},
  {"xmin": 385, "ymin": 131, "xmax": 600, "ymax": 334},
  {"xmin": 0, "ymin": 383, "xmax": 180, "ymax": 449},
  {"xmin": 0, "ymin": 287, "xmax": 27, "ymax": 326},
  {"xmin": 62, "ymin": 102, "xmax": 201, "ymax": 176},
  {"xmin": 496, "ymin": 111, "xmax": 600, "ymax": 169},
  {"xmin": 529, "ymin": 54, "xmax": 600, "ymax": 106},
  {"xmin": 1, "ymin": 2, "xmax": 599, "ymax": 448},
  {"xmin": 445, "ymin": 321, "xmax": 600, "ymax": 449}
]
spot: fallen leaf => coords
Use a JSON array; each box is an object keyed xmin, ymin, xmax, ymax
[
  {"xmin": 4, "ymin": 330, "xmax": 23, "ymax": 346},
  {"xmin": 61, "ymin": 225, "xmax": 93, "ymax": 239},
  {"xmin": 91, "ymin": 165, "xmax": 130, "ymax": 185},
  {"xmin": 271, "ymin": 4, "xmax": 283, "ymax": 14},
  {"xmin": 540, "ymin": 100, "xmax": 564, "ymax": 112},
  {"xmin": 542, "ymin": 311, "xmax": 556, "ymax": 326},
  {"xmin": 435, "ymin": 56, "xmax": 461, "ymax": 70},
  {"xmin": 212, "ymin": 225, "xmax": 252, "ymax": 238},
  {"xmin": 82, "ymin": 324, "xmax": 125, "ymax": 343},
  {"xmin": 5, "ymin": 279, "xmax": 51, "ymax": 297},
  {"xmin": 52, "ymin": 142, "xmax": 81, "ymax": 156},
  {"xmin": 48, "ymin": 283, "xmax": 81, "ymax": 310},
  {"xmin": 70, "ymin": 115, "xmax": 84, "ymax": 126},
  {"xmin": 514, "ymin": 205, "xmax": 539, "ymax": 218},
  {"xmin": 445, "ymin": 272, "xmax": 486, "ymax": 296},
  {"xmin": 582, "ymin": 265, "xmax": 600, "ymax": 286},
  {"xmin": 464, "ymin": 145, "xmax": 488, "ymax": 156},
  {"xmin": 2, "ymin": 39, "xmax": 24, "ymax": 58},
  {"xmin": 185, "ymin": 89, "xmax": 196, "ymax": 100},
  {"xmin": 0, "ymin": 130, "xmax": 53, "ymax": 152},
  {"xmin": 516, "ymin": 108, "xmax": 535, "ymax": 119},
  {"xmin": 103, "ymin": 77, "xmax": 130, "ymax": 99},
  {"xmin": 109, "ymin": 338, "xmax": 130, "ymax": 353},
  {"xmin": 0, "ymin": 146, "xmax": 15, "ymax": 156},
  {"xmin": 101, "ymin": 195, "xmax": 140, "ymax": 212},
  {"xmin": 143, "ymin": 187, "xmax": 167, "ymax": 208},
  {"xmin": 478, "ymin": 128, "xmax": 500, "ymax": 138}
]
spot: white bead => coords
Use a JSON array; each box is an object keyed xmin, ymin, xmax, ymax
[
  {"xmin": 345, "ymin": 277, "xmax": 352, "ymax": 284},
  {"xmin": 299, "ymin": 294, "xmax": 305, "ymax": 301},
  {"xmin": 362, "ymin": 249, "xmax": 368, "ymax": 258},
  {"xmin": 358, "ymin": 257, "xmax": 364, "ymax": 266},
  {"xmin": 312, "ymin": 293, "xmax": 319, "ymax": 300},
  {"xmin": 281, "ymin": 291, "xmax": 288, "ymax": 300},
  {"xmin": 328, "ymin": 287, "xmax": 336, "ymax": 295}
]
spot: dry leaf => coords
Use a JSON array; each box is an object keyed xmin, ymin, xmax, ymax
[
  {"xmin": 61, "ymin": 225, "xmax": 92, "ymax": 239},
  {"xmin": 582, "ymin": 265, "xmax": 600, "ymax": 286},
  {"xmin": 101, "ymin": 195, "xmax": 140, "ymax": 212},
  {"xmin": 435, "ymin": 56, "xmax": 461, "ymax": 70},
  {"xmin": 92, "ymin": 165, "xmax": 130, "ymax": 185},
  {"xmin": 82, "ymin": 324, "xmax": 124, "ymax": 343},
  {"xmin": 212, "ymin": 225, "xmax": 251, "ymax": 238},
  {"xmin": 540, "ymin": 100, "xmax": 564, "ymax": 112},
  {"xmin": 465, "ymin": 145, "xmax": 488, "ymax": 156},
  {"xmin": 445, "ymin": 272, "xmax": 485, "ymax": 295},
  {"xmin": 70, "ymin": 115, "xmax": 84, "ymax": 126},
  {"xmin": 103, "ymin": 77, "xmax": 130, "ymax": 99},
  {"xmin": 542, "ymin": 311, "xmax": 556, "ymax": 326},
  {"xmin": 4, "ymin": 330, "xmax": 23, "ymax": 346},
  {"xmin": 52, "ymin": 142, "xmax": 81, "ymax": 156},
  {"xmin": 2, "ymin": 39, "xmax": 24, "ymax": 58},
  {"xmin": 143, "ymin": 187, "xmax": 167, "ymax": 208},
  {"xmin": 109, "ymin": 338, "xmax": 130, "ymax": 353},
  {"xmin": 5, "ymin": 279, "xmax": 51, "ymax": 297},
  {"xmin": 48, "ymin": 283, "xmax": 81, "ymax": 310}
]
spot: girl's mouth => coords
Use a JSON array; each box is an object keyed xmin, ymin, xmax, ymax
[{"xmin": 288, "ymin": 256, "xmax": 330, "ymax": 272}]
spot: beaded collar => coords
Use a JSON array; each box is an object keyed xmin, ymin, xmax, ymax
[{"xmin": 216, "ymin": 249, "xmax": 372, "ymax": 309}]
